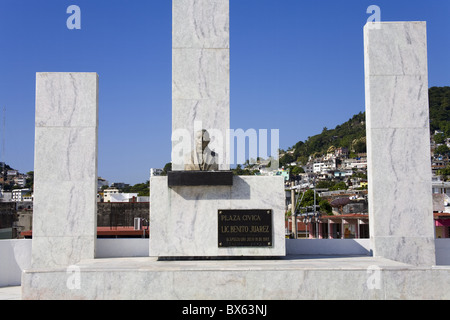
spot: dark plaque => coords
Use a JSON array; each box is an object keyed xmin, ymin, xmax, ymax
[
  {"xmin": 218, "ymin": 209, "xmax": 272, "ymax": 247},
  {"xmin": 168, "ymin": 171, "xmax": 233, "ymax": 187}
]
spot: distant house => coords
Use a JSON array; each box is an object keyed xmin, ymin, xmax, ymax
[
  {"xmin": 12, "ymin": 188, "xmax": 32, "ymax": 202},
  {"xmin": 109, "ymin": 193, "xmax": 139, "ymax": 203},
  {"xmin": 0, "ymin": 191, "xmax": 12, "ymax": 202},
  {"xmin": 432, "ymin": 180, "xmax": 450, "ymax": 198},
  {"xmin": 313, "ymin": 162, "xmax": 325, "ymax": 173},
  {"xmin": 342, "ymin": 158, "xmax": 367, "ymax": 170},
  {"xmin": 302, "ymin": 163, "xmax": 314, "ymax": 174},
  {"xmin": 150, "ymin": 168, "xmax": 163, "ymax": 177},
  {"xmin": 13, "ymin": 175, "xmax": 28, "ymax": 188},
  {"xmin": 335, "ymin": 147, "xmax": 349, "ymax": 158},
  {"xmin": 6, "ymin": 170, "xmax": 18, "ymax": 177},
  {"xmin": 334, "ymin": 170, "xmax": 353, "ymax": 178},
  {"xmin": 103, "ymin": 188, "xmax": 120, "ymax": 202},
  {"xmin": 103, "ymin": 188, "xmax": 146, "ymax": 203}
]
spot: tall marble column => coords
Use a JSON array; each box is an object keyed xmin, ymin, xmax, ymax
[
  {"xmin": 32, "ymin": 72, "xmax": 98, "ymax": 268},
  {"xmin": 364, "ymin": 22, "xmax": 436, "ymax": 266},
  {"xmin": 172, "ymin": 0, "xmax": 230, "ymax": 170}
]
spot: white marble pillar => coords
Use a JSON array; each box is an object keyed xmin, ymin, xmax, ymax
[
  {"xmin": 172, "ymin": 0, "xmax": 230, "ymax": 170},
  {"xmin": 364, "ymin": 22, "xmax": 436, "ymax": 266},
  {"xmin": 32, "ymin": 72, "xmax": 98, "ymax": 268}
]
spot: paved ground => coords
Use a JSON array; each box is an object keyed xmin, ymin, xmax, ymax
[{"xmin": 0, "ymin": 286, "xmax": 21, "ymax": 300}]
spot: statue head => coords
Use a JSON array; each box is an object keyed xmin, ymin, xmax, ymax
[{"xmin": 195, "ymin": 129, "xmax": 211, "ymax": 151}]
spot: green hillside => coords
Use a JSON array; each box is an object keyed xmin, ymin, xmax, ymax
[
  {"xmin": 429, "ymin": 86, "xmax": 450, "ymax": 136},
  {"xmin": 280, "ymin": 86, "xmax": 450, "ymax": 167},
  {"xmin": 280, "ymin": 112, "xmax": 366, "ymax": 166}
]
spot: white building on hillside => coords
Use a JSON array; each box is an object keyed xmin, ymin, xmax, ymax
[
  {"xmin": 103, "ymin": 188, "xmax": 120, "ymax": 202},
  {"xmin": 109, "ymin": 193, "xmax": 139, "ymax": 203},
  {"xmin": 12, "ymin": 188, "xmax": 32, "ymax": 202}
]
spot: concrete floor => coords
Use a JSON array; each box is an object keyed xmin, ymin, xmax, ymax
[{"xmin": 0, "ymin": 286, "xmax": 21, "ymax": 300}]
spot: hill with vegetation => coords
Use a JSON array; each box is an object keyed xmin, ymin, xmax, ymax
[
  {"xmin": 280, "ymin": 86, "xmax": 450, "ymax": 167},
  {"xmin": 429, "ymin": 86, "xmax": 450, "ymax": 136},
  {"xmin": 280, "ymin": 111, "xmax": 366, "ymax": 167}
]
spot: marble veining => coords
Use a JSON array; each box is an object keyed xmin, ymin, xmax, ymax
[
  {"xmin": 149, "ymin": 176, "xmax": 285, "ymax": 257},
  {"xmin": 172, "ymin": 0, "xmax": 230, "ymax": 170},
  {"xmin": 34, "ymin": 127, "xmax": 97, "ymax": 182},
  {"xmin": 171, "ymin": 50, "xmax": 230, "ymax": 170},
  {"xmin": 172, "ymin": 48, "xmax": 229, "ymax": 101},
  {"xmin": 173, "ymin": 0, "xmax": 229, "ymax": 49},
  {"xmin": 364, "ymin": 22, "xmax": 435, "ymax": 266},
  {"xmin": 35, "ymin": 72, "xmax": 98, "ymax": 128},
  {"xmin": 366, "ymin": 75, "xmax": 429, "ymax": 129},
  {"xmin": 364, "ymin": 22, "xmax": 428, "ymax": 77},
  {"xmin": 32, "ymin": 73, "xmax": 98, "ymax": 268}
]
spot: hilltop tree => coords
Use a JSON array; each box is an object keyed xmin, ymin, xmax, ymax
[
  {"xmin": 25, "ymin": 171, "xmax": 34, "ymax": 190},
  {"xmin": 435, "ymin": 144, "xmax": 450, "ymax": 156},
  {"xmin": 298, "ymin": 189, "xmax": 332, "ymax": 215},
  {"xmin": 161, "ymin": 162, "xmax": 172, "ymax": 175},
  {"xmin": 429, "ymin": 86, "xmax": 450, "ymax": 136}
]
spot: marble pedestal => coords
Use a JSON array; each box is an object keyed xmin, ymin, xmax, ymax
[
  {"xmin": 149, "ymin": 175, "xmax": 286, "ymax": 257},
  {"xmin": 21, "ymin": 256, "xmax": 450, "ymax": 300}
]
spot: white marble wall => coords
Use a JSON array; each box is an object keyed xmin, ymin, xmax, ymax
[
  {"xmin": 149, "ymin": 176, "xmax": 286, "ymax": 257},
  {"xmin": 364, "ymin": 22, "xmax": 436, "ymax": 266},
  {"xmin": 172, "ymin": 0, "xmax": 230, "ymax": 170},
  {"xmin": 32, "ymin": 73, "xmax": 98, "ymax": 268}
]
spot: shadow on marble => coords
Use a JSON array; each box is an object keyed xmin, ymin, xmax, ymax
[{"xmin": 170, "ymin": 176, "xmax": 251, "ymax": 200}]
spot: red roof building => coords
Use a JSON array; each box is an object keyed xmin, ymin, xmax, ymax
[{"xmin": 22, "ymin": 226, "xmax": 149, "ymax": 239}]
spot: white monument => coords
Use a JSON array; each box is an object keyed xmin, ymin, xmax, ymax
[
  {"xmin": 20, "ymin": 10, "xmax": 450, "ymax": 299},
  {"xmin": 172, "ymin": 0, "xmax": 230, "ymax": 171},
  {"xmin": 364, "ymin": 21, "xmax": 436, "ymax": 266},
  {"xmin": 150, "ymin": 0, "xmax": 286, "ymax": 258},
  {"xmin": 32, "ymin": 72, "xmax": 98, "ymax": 268}
]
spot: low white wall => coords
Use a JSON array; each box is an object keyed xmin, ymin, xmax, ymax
[
  {"xmin": 96, "ymin": 238, "xmax": 149, "ymax": 258},
  {"xmin": 0, "ymin": 239, "xmax": 32, "ymax": 287},
  {"xmin": 2, "ymin": 238, "xmax": 450, "ymax": 287},
  {"xmin": 0, "ymin": 239, "xmax": 149, "ymax": 287},
  {"xmin": 435, "ymin": 239, "xmax": 450, "ymax": 266},
  {"xmin": 286, "ymin": 239, "xmax": 372, "ymax": 256}
]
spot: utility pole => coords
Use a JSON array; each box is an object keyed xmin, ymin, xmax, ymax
[
  {"xmin": 1, "ymin": 107, "xmax": 5, "ymax": 187},
  {"xmin": 291, "ymin": 181, "xmax": 297, "ymax": 239},
  {"xmin": 1, "ymin": 107, "xmax": 4, "ymax": 164},
  {"xmin": 313, "ymin": 175, "xmax": 316, "ymax": 238}
]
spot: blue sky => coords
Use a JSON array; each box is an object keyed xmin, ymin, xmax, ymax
[{"xmin": 0, "ymin": 0, "xmax": 449, "ymax": 185}]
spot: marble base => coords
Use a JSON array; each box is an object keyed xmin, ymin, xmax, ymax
[
  {"xmin": 149, "ymin": 176, "xmax": 286, "ymax": 257},
  {"xmin": 21, "ymin": 256, "xmax": 450, "ymax": 300}
]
